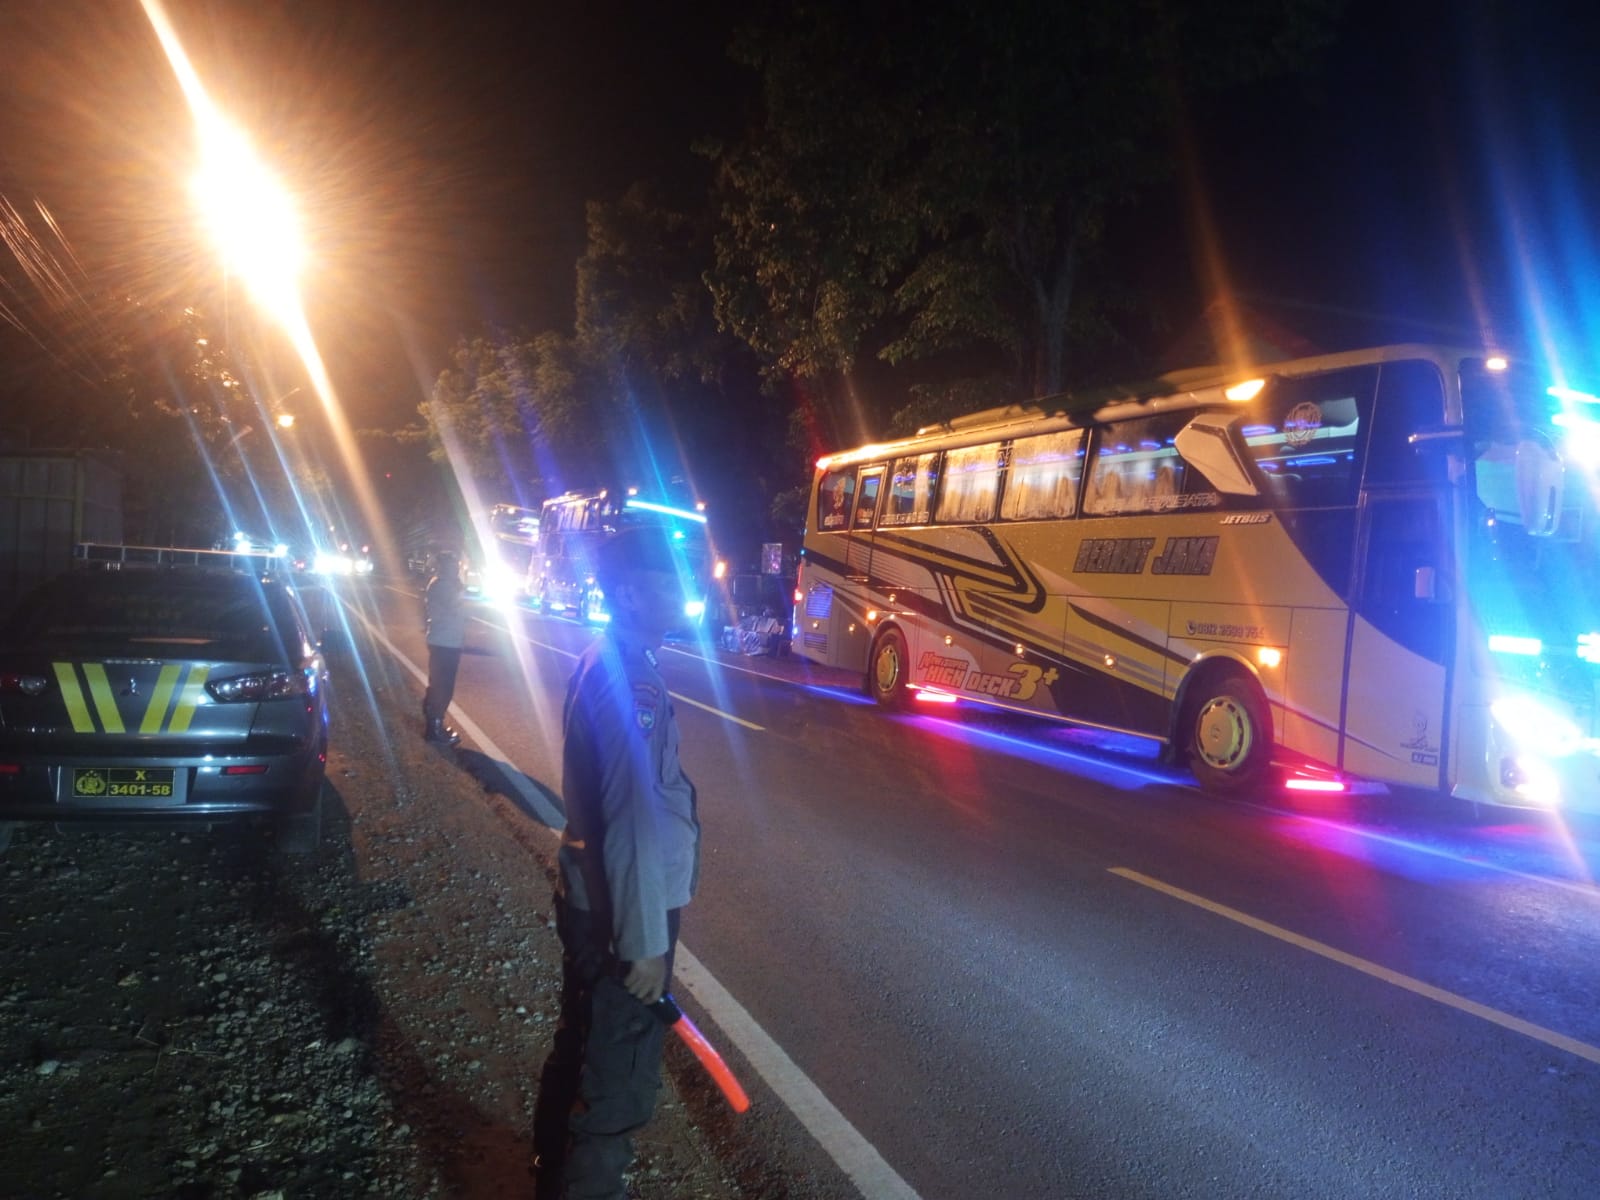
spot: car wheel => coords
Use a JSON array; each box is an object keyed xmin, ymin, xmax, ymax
[
  {"xmin": 867, "ymin": 627, "xmax": 912, "ymax": 709},
  {"xmin": 275, "ymin": 781, "xmax": 324, "ymax": 856},
  {"xmin": 1184, "ymin": 673, "xmax": 1273, "ymax": 796}
]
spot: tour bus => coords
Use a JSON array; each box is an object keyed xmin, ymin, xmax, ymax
[
  {"xmin": 467, "ymin": 502, "xmax": 541, "ymax": 603},
  {"xmin": 529, "ymin": 489, "xmax": 719, "ymax": 632},
  {"xmin": 794, "ymin": 344, "xmax": 1600, "ymax": 812}
]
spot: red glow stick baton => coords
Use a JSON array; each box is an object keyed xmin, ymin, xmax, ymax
[{"xmin": 650, "ymin": 993, "xmax": 750, "ymax": 1113}]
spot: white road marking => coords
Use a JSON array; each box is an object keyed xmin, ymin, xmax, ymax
[
  {"xmin": 1111, "ymin": 866, "xmax": 1600, "ymax": 1066},
  {"xmin": 673, "ymin": 949, "xmax": 924, "ymax": 1200},
  {"xmin": 359, "ymin": 595, "xmax": 914, "ymax": 1198},
  {"xmin": 465, "ymin": 605, "xmax": 765, "ymax": 730}
]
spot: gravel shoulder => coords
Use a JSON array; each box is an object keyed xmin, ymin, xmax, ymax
[{"xmin": 0, "ymin": 635, "xmax": 758, "ymax": 1199}]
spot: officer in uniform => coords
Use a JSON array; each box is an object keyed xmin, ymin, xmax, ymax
[
  {"xmin": 423, "ymin": 550, "xmax": 465, "ymax": 744},
  {"xmin": 533, "ymin": 525, "xmax": 701, "ymax": 1200}
]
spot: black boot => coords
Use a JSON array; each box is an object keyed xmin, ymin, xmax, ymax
[{"xmin": 425, "ymin": 717, "xmax": 461, "ymax": 745}]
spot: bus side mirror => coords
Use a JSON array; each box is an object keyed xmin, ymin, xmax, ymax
[
  {"xmin": 1173, "ymin": 415, "xmax": 1260, "ymax": 496},
  {"xmin": 1514, "ymin": 437, "xmax": 1564, "ymax": 536}
]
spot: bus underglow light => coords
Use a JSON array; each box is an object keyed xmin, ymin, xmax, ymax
[
  {"xmin": 1285, "ymin": 776, "xmax": 1347, "ymax": 793},
  {"xmin": 912, "ymin": 687, "xmax": 959, "ymax": 704},
  {"xmin": 1488, "ymin": 634, "xmax": 1543, "ymax": 656}
]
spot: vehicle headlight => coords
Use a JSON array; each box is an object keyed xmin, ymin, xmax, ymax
[
  {"xmin": 1490, "ymin": 694, "xmax": 1583, "ymax": 757},
  {"xmin": 684, "ymin": 599, "xmax": 706, "ymax": 619}
]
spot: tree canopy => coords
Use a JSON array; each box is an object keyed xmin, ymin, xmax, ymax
[{"xmin": 705, "ymin": 0, "xmax": 1344, "ymax": 448}]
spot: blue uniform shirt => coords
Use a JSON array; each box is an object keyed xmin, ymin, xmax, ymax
[{"xmin": 558, "ymin": 629, "xmax": 700, "ymax": 962}]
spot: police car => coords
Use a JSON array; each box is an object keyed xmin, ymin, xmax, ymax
[{"xmin": 0, "ymin": 544, "xmax": 330, "ymax": 854}]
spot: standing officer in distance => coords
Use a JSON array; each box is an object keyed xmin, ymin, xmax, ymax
[
  {"xmin": 533, "ymin": 526, "xmax": 701, "ymax": 1200},
  {"xmin": 422, "ymin": 549, "xmax": 465, "ymax": 745}
]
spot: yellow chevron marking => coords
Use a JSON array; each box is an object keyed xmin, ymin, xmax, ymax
[
  {"xmin": 139, "ymin": 664, "xmax": 183, "ymax": 733},
  {"xmin": 52, "ymin": 662, "xmax": 94, "ymax": 733},
  {"xmin": 82, "ymin": 664, "xmax": 125, "ymax": 733},
  {"xmin": 168, "ymin": 665, "xmax": 209, "ymax": 733}
]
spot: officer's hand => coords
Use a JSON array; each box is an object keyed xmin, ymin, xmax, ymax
[{"xmin": 622, "ymin": 955, "xmax": 667, "ymax": 1005}]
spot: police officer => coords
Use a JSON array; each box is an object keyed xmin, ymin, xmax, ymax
[
  {"xmin": 422, "ymin": 550, "xmax": 465, "ymax": 745},
  {"xmin": 533, "ymin": 526, "xmax": 701, "ymax": 1200}
]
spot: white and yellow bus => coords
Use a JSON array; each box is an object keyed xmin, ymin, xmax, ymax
[{"xmin": 794, "ymin": 344, "xmax": 1600, "ymax": 810}]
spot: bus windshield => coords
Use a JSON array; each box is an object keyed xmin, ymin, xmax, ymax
[{"xmin": 1466, "ymin": 367, "xmax": 1600, "ymax": 677}]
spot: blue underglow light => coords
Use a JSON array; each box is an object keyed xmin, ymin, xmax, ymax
[{"xmin": 1488, "ymin": 634, "xmax": 1544, "ymax": 656}]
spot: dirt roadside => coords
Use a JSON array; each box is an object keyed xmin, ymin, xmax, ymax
[{"xmin": 0, "ymin": 630, "xmax": 797, "ymax": 1199}]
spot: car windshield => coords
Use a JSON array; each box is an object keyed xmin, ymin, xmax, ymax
[{"xmin": 1, "ymin": 572, "xmax": 294, "ymax": 661}]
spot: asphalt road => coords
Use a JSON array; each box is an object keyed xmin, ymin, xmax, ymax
[{"xmin": 342, "ymin": 577, "xmax": 1600, "ymax": 1200}]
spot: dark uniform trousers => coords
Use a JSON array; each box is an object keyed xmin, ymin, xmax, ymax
[
  {"xmin": 533, "ymin": 898, "xmax": 681, "ymax": 1200},
  {"xmin": 423, "ymin": 644, "xmax": 461, "ymax": 722}
]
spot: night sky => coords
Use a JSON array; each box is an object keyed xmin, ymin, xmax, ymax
[{"xmin": 3, "ymin": 0, "xmax": 1600, "ymax": 433}]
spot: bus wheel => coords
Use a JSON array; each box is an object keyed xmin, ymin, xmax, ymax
[
  {"xmin": 1185, "ymin": 674, "xmax": 1272, "ymax": 795},
  {"xmin": 867, "ymin": 628, "xmax": 911, "ymax": 709}
]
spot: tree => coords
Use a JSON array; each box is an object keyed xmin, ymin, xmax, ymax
[
  {"xmin": 420, "ymin": 186, "xmax": 788, "ymax": 561},
  {"xmin": 706, "ymin": 0, "xmax": 1344, "ymax": 441}
]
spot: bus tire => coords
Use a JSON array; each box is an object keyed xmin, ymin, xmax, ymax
[
  {"xmin": 867, "ymin": 627, "xmax": 912, "ymax": 709},
  {"xmin": 1183, "ymin": 673, "xmax": 1273, "ymax": 796}
]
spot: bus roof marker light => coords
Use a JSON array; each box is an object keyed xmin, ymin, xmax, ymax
[
  {"xmin": 1485, "ymin": 355, "xmax": 1509, "ymax": 372},
  {"xmin": 623, "ymin": 498, "xmax": 707, "ymax": 524},
  {"xmin": 1488, "ymin": 634, "xmax": 1543, "ymax": 657},
  {"xmin": 1548, "ymin": 385, "xmax": 1600, "ymax": 406},
  {"xmin": 1225, "ymin": 378, "xmax": 1266, "ymax": 402}
]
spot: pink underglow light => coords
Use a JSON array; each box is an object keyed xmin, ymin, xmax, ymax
[
  {"xmin": 911, "ymin": 687, "xmax": 959, "ymax": 705},
  {"xmin": 1285, "ymin": 776, "xmax": 1348, "ymax": 793}
]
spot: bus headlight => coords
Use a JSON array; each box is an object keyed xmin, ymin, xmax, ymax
[
  {"xmin": 1490, "ymin": 694, "xmax": 1583, "ymax": 757},
  {"xmin": 684, "ymin": 599, "xmax": 706, "ymax": 619}
]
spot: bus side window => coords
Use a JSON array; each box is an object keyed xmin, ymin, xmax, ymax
[
  {"xmin": 854, "ymin": 471, "xmax": 884, "ymax": 528},
  {"xmin": 1367, "ymin": 360, "xmax": 1448, "ymax": 487},
  {"xmin": 1241, "ymin": 366, "xmax": 1378, "ymax": 508},
  {"xmin": 935, "ymin": 444, "xmax": 1001, "ymax": 524},
  {"xmin": 1001, "ymin": 429, "xmax": 1084, "ymax": 519},
  {"xmin": 1085, "ymin": 415, "xmax": 1201, "ymax": 514},
  {"xmin": 818, "ymin": 468, "xmax": 856, "ymax": 531},
  {"xmin": 883, "ymin": 453, "xmax": 939, "ymax": 526}
]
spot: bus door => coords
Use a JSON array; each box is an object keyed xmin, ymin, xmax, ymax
[
  {"xmin": 1342, "ymin": 491, "xmax": 1453, "ymax": 788},
  {"xmin": 1341, "ymin": 359, "xmax": 1455, "ymax": 790},
  {"xmin": 847, "ymin": 467, "xmax": 885, "ymax": 585}
]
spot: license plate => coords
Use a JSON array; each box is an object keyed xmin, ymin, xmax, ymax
[{"xmin": 70, "ymin": 766, "xmax": 176, "ymax": 800}]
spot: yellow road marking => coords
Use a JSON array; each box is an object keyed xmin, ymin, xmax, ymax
[
  {"xmin": 168, "ymin": 665, "xmax": 209, "ymax": 732},
  {"xmin": 669, "ymin": 689, "xmax": 765, "ymax": 731},
  {"xmin": 82, "ymin": 663, "xmax": 125, "ymax": 733},
  {"xmin": 140, "ymin": 664, "xmax": 182, "ymax": 733},
  {"xmin": 52, "ymin": 662, "xmax": 94, "ymax": 733},
  {"xmin": 1110, "ymin": 866, "xmax": 1600, "ymax": 1067}
]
